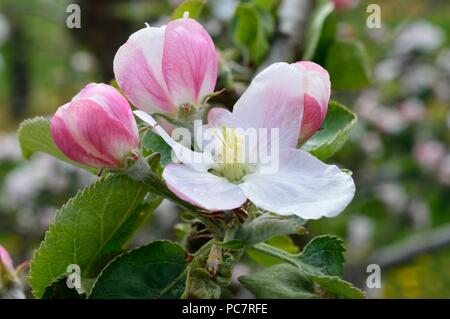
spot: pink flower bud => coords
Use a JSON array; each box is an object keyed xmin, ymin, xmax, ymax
[
  {"xmin": 294, "ymin": 61, "xmax": 331, "ymax": 143},
  {"xmin": 51, "ymin": 83, "xmax": 140, "ymax": 168},
  {"xmin": 113, "ymin": 16, "xmax": 218, "ymax": 115},
  {"xmin": 0, "ymin": 245, "xmax": 14, "ymax": 275}
]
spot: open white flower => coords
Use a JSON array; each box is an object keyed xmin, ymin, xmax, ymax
[{"xmin": 135, "ymin": 63, "xmax": 355, "ymax": 220}]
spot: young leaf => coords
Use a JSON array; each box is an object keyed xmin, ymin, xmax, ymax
[
  {"xmin": 90, "ymin": 241, "xmax": 187, "ymax": 299},
  {"xmin": 301, "ymin": 100, "xmax": 357, "ymax": 160},
  {"xmin": 239, "ymin": 263, "xmax": 316, "ymax": 299},
  {"xmin": 171, "ymin": 0, "xmax": 205, "ymax": 20},
  {"xmin": 28, "ymin": 175, "xmax": 149, "ymax": 298},
  {"xmin": 325, "ymin": 40, "xmax": 372, "ymax": 91},
  {"xmin": 18, "ymin": 116, "xmax": 95, "ymax": 173},
  {"xmin": 302, "ymin": 0, "xmax": 335, "ymax": 61},
  {"xmin": 236, "ymin": 213, "xmax": 306, "ymax": 245},
  {"xmin": 298, "ymin": 235, "xmax": 345, "ymax": 278}
]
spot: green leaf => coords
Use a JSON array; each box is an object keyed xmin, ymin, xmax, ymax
[
  {"xmin": 314, "ymin": 13, "xmax": 337, "ymax": 64},
  {"xmin": 232, "ymin": 3, "xmax": 269, "ymax": 65},
  {"xmin": 252, "ymin": 236, "xmax": 366, "ymax": 298},
  {"xmin": 142, "ymin": 130, "xmax": 173, "ymax": 166},
  {"xmin": 301, "ymin": 100, "xmax": 357, "ymax": 160},
  {"xmin": 296, "ymin": 236, "xmax": 365, "ymax": 298},
  {"xmin": 171, "ymin": 0, "xmax": 205, "ymax": 20},
  {"xmin": 95, "ymin": 194, "xmax": 163, "ymax": 266},
  {"xmin": 42, "ymin": 275, "xmax": 85, "ymax": 299},
  {"xmin": 298, "ymin": 235, "xmax": 345, "ymax": 277},
  {"xmin": 303, "ymin": 0, "xmax": 335, "ymax": 61},
  {"xmin": 254, "ymin": 6, "xmax": 275, "ymax": 37},
  {"xmin": 236, "ymin": 213, "xmax": 306, "ymax": 245},
  {"xmin": 239, "ymin": 263, "xmax": 316, "ymax": 299},
  {"xmin": 247, "ymin": 235, "xmax": 299, "ymax": 266},
  {"xmin": 18, "ymin": 117, "xmax": 95, "ymax": 173},
  {"xmin": 308, "ymin": 274, "xmax": 366, "ymax": 299},
  {"xmin": 90, "ymin": 241, "xmax": 187, "ymax": 299},
  {"xmin": 249, "ymin": 24, "xmax": 270, "ymax": 65},
  {"xmin": 28, "ymin": 174, "xmax": 149, "ymax": 298},
  {"xmin": 233, "ymin": 4, "xmax": 258, "ymax": 46},
  {"xmin": 325, "ymin": 39, "xmax": 372, "ymax": 91}
]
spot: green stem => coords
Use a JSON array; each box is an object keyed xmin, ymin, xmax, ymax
[
  {"xmin": 127, "ymin": 156, "xmax": 220, "ymax": 230},
  {"xmin": 252, "ymin": 243, "xmax": 299, "ymax": 267}
]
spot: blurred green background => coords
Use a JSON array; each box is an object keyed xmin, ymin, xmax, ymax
[{"xmin": 1, "ymin": 0, "xmax": 450, "ymax": 298}]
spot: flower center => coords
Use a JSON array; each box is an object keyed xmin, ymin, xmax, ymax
[{"xmin": 209, "ymin": 126, "xmax": 256, "ymax": 183}]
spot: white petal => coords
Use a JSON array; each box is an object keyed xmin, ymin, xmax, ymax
[
  {"xmin": 163, "ymin": 164, "xmax": 247, "ymax": 211},
  {"xmin": 207, "ymin": 107, "xmax": 233, "ymax": 127},
  {"xmin": 231, "ymin": 62, "xmax": 304, "ymax": 149},
  {"xmin": 240, "ymin": 149, "xmax": 355, "ymax": 219},
  {"xmin": 134, "ymin": 110, "xmax": 215, "ymax": 170}
]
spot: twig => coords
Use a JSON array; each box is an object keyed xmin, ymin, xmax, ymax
[{"xmin": 368, "ymin": 223, "xmax": 450, "ymax": 269}]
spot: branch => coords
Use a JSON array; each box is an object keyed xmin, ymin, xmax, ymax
[{"xmin": 368, "ymin": 223, "xmax": 450, "ymax": 269}]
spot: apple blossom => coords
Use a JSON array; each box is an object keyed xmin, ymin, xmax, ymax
[
  {"xmin": 135, "ymin": 63, "xmax": 355, "ymax": 219},
  {"xmin": 50, "ymin": 83, "xmax": 139, "ymax": 169},
  {"xmin": 113, "ymin": 15, "xmax": 217, "ymax": 116}
]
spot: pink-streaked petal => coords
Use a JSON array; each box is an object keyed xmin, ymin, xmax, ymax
[
  {"xmin": 294, "ymin": 61, "xmax": 331, "ymax": 118},
  {"xmin": 163, "ymin": 164, "xmax": 247, "ymax": 211},
  {"xmin": 294, "ymin": 61, "xmax": 330, "ymax": 116},
  {"xmin": 114, "ymin": 26, "xmax": 176, "ymax": 114},
  {"xmin": 240, "ymin": 148, "xmax": 355, "ymax": 219},
  {"xmin": 294, "ymin": 61, "xmax": 331, "ymax": 142},
  {"xmin": 231, "ymin": 62, "xmax": 304, "ymax": 149},
  {"xmin": 75, "ymin": 83, "xmax": 138, "ymax": 137},
  {"xmin": 69, "ymin": 100, "xmax": 139, "ymax": 164},
  {"xmin": 0, "ymin": 245, "xmax": 14, "ymax": 274},
  {"xmin": 207, "ymin": 107, "xmax": 232, "ymax": 128},
  {"xmin": 60, "ymin": 100, "xmax": 139, "ymax": 166},
  {"xmin": 51, "ymin": 113, "xmax": 116, "ymax": 168},
  {"xmin": 300, "ymin": 95, "xmax": 323, "ymax": 142},
  {"xmin": 163, "ymin": 17, "xmax": 217, "ymax": 106}
]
